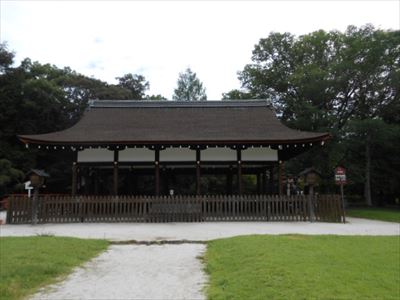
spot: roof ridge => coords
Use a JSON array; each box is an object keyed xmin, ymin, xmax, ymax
[{"xmin": 88, "ymin": 99, "xmax": 272, "ymax": 108}]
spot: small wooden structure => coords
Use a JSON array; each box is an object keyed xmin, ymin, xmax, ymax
[
  {"xmin": 26, "ymin": 169, "xmax": 49, "ymax": 225},
  {"xmin": 27, "ymin": 169, "xmax": 49, "ymax": 188},
  {"xmin": 299, "ymin": 167, "xmax": 321, "ymax": 195}
]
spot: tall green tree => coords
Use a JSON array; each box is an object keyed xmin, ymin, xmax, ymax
[
  {"xmin": 116, "ymin": 73, "xmax": 149, "ymax": 99},
  {"xmin": 236, "ymin": 25, "xmax": 399, "ymax": 130},
  {"xmin": 0, "ymin": 44, "xmax": 153, "ymax": 196},
  {"xmin": 227, "ymin": 25, "xmax": 400, "ymax": 205},
  {"xmin": 0, "ymin": 42, "xmax": 14, "ymax": 74},
  {"xmin": 172, "ymin": 68, "xmax": 207, "ymax": 101}
]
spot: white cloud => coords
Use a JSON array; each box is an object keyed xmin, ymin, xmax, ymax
[{"xmin": 1, "ymin": 0, "xmax": 399, "ymax": 99}]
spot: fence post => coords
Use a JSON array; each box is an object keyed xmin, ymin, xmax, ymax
[
  {"xmin": 340, "ymin": 185, "xmax": 346, "ymax": 223},
  {"xmin": 77, "ymin": 196, "xmax": 84, "ymax": 223},
  {"xmin": 31, "ymin": 188, "xmax": 39, "ymax": 225},
  {"xmin": 308, "ymin": 192, "xmax": 314, "ymax": 222},
  {"xmin": 6, "ymin": 196, "xmax": 12, "ymax": 224}
]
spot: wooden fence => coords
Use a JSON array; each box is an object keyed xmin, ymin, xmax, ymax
[{"xmin": 6, "ymin": 194, "xmax": 344, "ymax": 224}]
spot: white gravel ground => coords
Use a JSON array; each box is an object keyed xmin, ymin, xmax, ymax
[
  {"xmin": 1, "ymin": 218, "xmax": 398, "ymax": 241},
  {"xmin": 2, "ymin": 218, "xmax": 398, "ymax": 300},
  {"xmin": 30, "ymin": 244, "xmax": 207, "ymax": 300}
]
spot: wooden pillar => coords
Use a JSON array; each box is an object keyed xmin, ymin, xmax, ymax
[
  {"xmin": 262, "ymin": 168, "xmax": 267, "ymax": 194},
  {"xmin": 128, "ymin": 167, "xmax": 134, "ymax": 195},
  {"xmin": 278, "ymin": 161, "xmax": 284, "ymax": 196},
  {"xmin": 83, "ymin": 167, "xmax": 90, "ymax": 195},
  {"xmin": 227, "ymin": 166, "xmax": 233, "ymax": 195},
  {"xmin": 94, "ymin": 169, "xmax": 99, "ymax": 195},
  {"xmin": 269, "ymin": 166, "xmax": 274, "ymax": 194},
  {"xmin": 237, "ymin": 149, "xmax": 243, "ymax": 195},
  {"xmin": 165, "ymin": 168, "xmax": 171, "ymax": 194},
  {"xmin": 113, "ymin": 150, "xmax": 119, "ymax": 196},
  {"xmin": 196, "ymin": 149, "xmax": 201, "ymax": 195},
  {"xmin": 155, "ymin": 148, "xmax": 160, "ymax": 196},
  {"xmin": 171, "ymin": 168, "xmax": 177, "ymax": 193},
  {"xmin": 71, "ymin": 150, "xmax": 78, "ymax": 196},
  {"xmin": 132, "ymin": 168, "xmax": 138, "ymax": 196},
  {"xmin": 162, "ymin": 167, "xmax": 169, "ymax": 195}
]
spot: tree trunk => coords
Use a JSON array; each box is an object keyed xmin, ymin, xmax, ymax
[{"xmin": 364, "ymin": 135, "xmax": 372, "ymax": 206}]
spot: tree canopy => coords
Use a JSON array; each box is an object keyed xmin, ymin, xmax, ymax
[
  {"xmin": 225, "ymin": 25, "xmax": 400, "ymax": 205},
  {"xmin": 0, "ymin": 42, "xmax": 159, "ymax": 196},
  {"xmin": 116, "ymin": 73, "xmax": 149, "ymax": 100},
  {"xmin": 145, "ymin": 94, "xmax": 167, "ymax": 100},
  {"xmin": 172, "ymin": 68, "xmax": 207, "ymax": 101}
]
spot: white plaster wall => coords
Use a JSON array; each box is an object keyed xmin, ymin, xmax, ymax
[
  {"xmin": 78, "ymin": 149, "xmax": 114, "ymax": 162},
  {"xmin": 201, "ymin": 148, "xmax": 236, "ymax": 161},
  {"xmin": 119, "ymin": 148, "xmax": 154, "ymax": 162},
  {"xmin": 160, "ymin": 148, "xmax": 195, "ymax": 162},
  {"xmin": 242, "ymin": 147, "xmax": 277, "ymax": 161},
  {"xmin": 77, "ymin": 146, "xmax": 277, "ymax": 163}
]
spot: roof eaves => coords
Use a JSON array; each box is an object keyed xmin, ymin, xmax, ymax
[{"xmin": 18, "ymin": 133, "xmax": 331, "ymax": 146}]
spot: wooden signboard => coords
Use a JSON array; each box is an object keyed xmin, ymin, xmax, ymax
[{"xmin": 335, "ymin": 166, "xmax": 347, "ymax": 185}]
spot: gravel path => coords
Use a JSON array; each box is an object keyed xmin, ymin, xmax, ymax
[
  {"xmin": 31, "ymin": 244, "xmax": 207, "ymax": 300},
  {"xmin": 1, "ymin": 218, "xmax": 398, "ymax": 241}
]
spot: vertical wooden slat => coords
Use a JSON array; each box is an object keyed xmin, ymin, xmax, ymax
[
  {"xmin": 17, "ymin": 196, "xmax": 22, "ymax": 224},
  {"xmin": 15, "ymin": 196, "xmax": 19, "ymax": 224},
  {"xmin": 276, "ymin": 195, "xmax": 280, "ymax": 221},
  {"xmin": 231, "ymin": 195, "xmax": 235, "ymax": 221},
  {"xmin": 18, "ymin": 196, "xmax": 22, "ymax": 224},
  {"xmin": 12, "ymin": 196, "xmax": 17, "ymax": 224},
  {"xmin": 270, "ymin": 196, "xmax": 274, "ymax": 221},
  {"xmin": 6, "ymin": 196, "xmax": 12, "ymax": 224},
  {"xmin": 256, "ymin": 194, "xmax": 260, "ymax": 221},
  {"xmin": 226, "ymin": 195, "xmax": 230, "ymax": 221},
  {"xmin": 278, "ymin": 195, "xmax": 282, "ymax": 221},
  {"xmin": 284, "ymin": 196, "xmax": 288, "ymax": 221}
]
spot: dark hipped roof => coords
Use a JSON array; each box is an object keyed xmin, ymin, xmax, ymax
[{"xmin": 18, "ymin": 100, "xmax": 330, "ymax": 146}]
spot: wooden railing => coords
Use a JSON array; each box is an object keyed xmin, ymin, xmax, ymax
[{"xmin": 6, "ymin": 194, "xmax": 344, "ymax": 224}]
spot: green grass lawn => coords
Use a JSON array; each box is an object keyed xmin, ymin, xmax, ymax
[
  {"xmin": 0, "ymin": 236, "xmax": 108, "ymax": 300},
  {"xmin": 205, "ymin": 235, "xmax": 400, "ymax": 300},
  {"xmin": 347, "ymin": 207, "xmax": 400, "ymax": 223}
]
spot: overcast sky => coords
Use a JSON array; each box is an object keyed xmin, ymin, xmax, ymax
[{"xmin": 1, "ymin": 1, "xmax": 399, "ymax": 100}]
